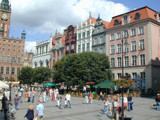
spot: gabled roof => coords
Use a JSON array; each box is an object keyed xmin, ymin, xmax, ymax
[
  {"xmin": 102, "ymin": 20, "xmax": 109, "ymax": 29},
  {"xmin": 107, "ymin": 6, "xmax": 158, "ymax": 29},
  {"xmin": 52, "ymin": 33, "xmax": 66, "ymax": 49}
]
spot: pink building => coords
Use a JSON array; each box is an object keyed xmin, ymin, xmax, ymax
[{"xmin": 107, "ymin": 6, "xmax": 160, "ymax": 94}]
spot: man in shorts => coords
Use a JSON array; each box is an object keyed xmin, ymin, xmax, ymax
[{"xmin": 36, "ymin": 100, "xmax": 44, "ymax": 120}]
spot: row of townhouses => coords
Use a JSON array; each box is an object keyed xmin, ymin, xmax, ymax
[{"xmin": 32, "ymin": 6, "xmax": 160, "ymax": 93}]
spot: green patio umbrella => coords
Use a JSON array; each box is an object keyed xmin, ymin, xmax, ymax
[
  {"xmin": 93, "ymin": 80, "xmax": 114, "ymax": 88},
  {"xmin": 43, "ymin": 82, "xmax": 56, "ymax": 86}
]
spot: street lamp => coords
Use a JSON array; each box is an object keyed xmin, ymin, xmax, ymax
[{"xmin": 121, "ymin": 30, "xmax": 128, "ymax": 120}]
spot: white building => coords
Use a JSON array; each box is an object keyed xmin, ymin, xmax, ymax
[
  {"xmin": 76, "ymin": 13, "xmax": 96, "ymax": 53},
  {"xmin": 32, "ymin": 34, "xmax": 52, "ymax": 68}
]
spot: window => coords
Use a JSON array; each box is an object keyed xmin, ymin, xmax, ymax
[
  {"xmin": 132, "ymin": 73, "xmax": 137, "ymax": 80},
  {"xmin": 114, "ymin": 19, "xmax": 119, "ymax": 26},
  {"xmin": 100, "ymin": 48, "xmax": 103, "ymax": 53},
  {"xmin": 132, "ymin": 41, "xmax": 136, "ymax": 51},
  {"xmin": 17, "ymin": 68, "xmax": 20, "ymax": 74},
  {"xmin": 94, "ymin": 49, "xmax": 98, "ymax": 52},
  {"xmin": 131, "ymin": 29, "xmax": 136, "ymax": 36},
  {"xmin": 117, "ymin": 44, "xmax": 121, "ymax": 53},
  {"xmin": 11, "ymin": 67, "xmax": 15, "ymax": 75},
  {"xmin": 111, "ymin": 34, "xmax": 115, "ymax": 40},
  {"xmin": 132, "ymin": 55, "xmax": 137, "ymax": 66},
  {"xmin": 124, "ymin": 30, "xmax": 128, "ymax": 38},
  {"xmin": 118, "ymin": 73, "xmax": 122, "ymax": 79},
  {"xmin": 82, "ymin": 32, "xmax": 85, "ymax": 39},
  {"xmin": 125, "ymin": 56, "xmax": 129, "ymax": 67},
  {"xmin": 139, "ymin": 39, "xmax": 145, "ymax": 50},
  {"xmin": 139, "ymin": 26, "xmax": 144, "ymax": 35},
  {"xmin": 12, "ymin": 57, "xmax": 16, "ymax": 63},
  {"xmin": 100, "ymin": 36, "xmax": 104, "ymax": 44},
  {"xmin": 117, "ymin": 32, "xmax": 121, "ymax": 39},
  {"xmin": 46, "ymin": 45, "xmax": 48, "ymax": 53},
  {"xmin": 71, "ymin": 43, "xmax": 74, "ymax": 50},
  {"xmin": 18, "ymin": 57, "xmax": 21, "ymax": 64},
  {"xmin": 110, "ymin": 45, "xmax": 115, "ymax": 54},
  {"xmin": 82, "ymin": 44, "xmax": 85, "ymax": 52},
  {"xmin": 78, "ymin": 33, "xmax": 81, "ymax": 40},
  {"xmin": 93, "ymin": 37, "xmax": 97, "ymax": 45},
  {"xmin": 125, "ymin": 46, "xmax": 129, "ymax": 52},
  {"xmin": 140, "ymin": 54, "xmax": 145, "ymax": 65},
  {"xmin": 111, "ymin": 58, "xmax": 115, "ymax": 67},
  {"xmin": 78, "ymin": 45, "xmax": 81, "ymax": 53},
  {"xmin": 70, "ymin": 34, "xmax": 72, "ymax": 39},
  {"xmin": 1, "ymin": 56, "xmax": 5, "ymax": 62},
  {"xmin": 5, "ymin": 77, "xmax": 8, "ymax": 80},
  {"xmin": 1, "ymin": 67, "xmax": 4, "ymax": 74},
  {"xmin": 66, "ymin": 44, "xmax": 69, "ymax": 51},
  {"xmin": 141, "ymin": 72, "xmax": 145, "ymax": 80},
  {"xmin": 87, "ymin": 43, "xmax": 90, "ymax": 51},
  {"xmin": 6, "ymin": 67, "xmax": 9, "ymax": 74},
  {"xmin": 37, "ymin": 48, "xmax": 38, "ymax": 54},
  {"xmin": 8, "ymin": 49, "xmax": 10, "ymax": 51},
  {"xmin": 140, "ymin": 72, "xmax": 145, "ymax": 88},
  {"xmin": 124, "ymin": 15, "xmax": 128, "ymax": 24},
  {"xmin": 135, "ymin": 13, "xmax": 140, "ymax": 20},
  {"xmin": 87, "ymin": 31, "xmax": 90, "ymax": 37},
  {"xmin": 117, "ymin": 57, "xmax": 122, "ymax": 67}
]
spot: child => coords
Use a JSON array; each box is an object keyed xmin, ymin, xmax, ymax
[
  {"xmin": 64, "ymin": 98, "xmax": 68, "ymax": 108},
  {"xmin": 24, "ymin": 105, "xmax": 34, "ymax": 120}
]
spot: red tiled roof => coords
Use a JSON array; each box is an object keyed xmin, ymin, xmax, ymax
[
  {"xmin": 83, "ymin": 17, "xmax": 97, "ymax": 26},
  {"xmin": 107, "ymin": 6, "xmax": 158, "ymax": 29},
  {"xmin": 102, "ymin": 20, "xmax": 109, "ymax": 29}
]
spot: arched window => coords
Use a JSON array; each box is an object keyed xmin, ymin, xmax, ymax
[
  {"xmin": 39, "ymin": 60, "xmax": 43, "ymax": 67},
  {"xmin": 135, "ymin": 13, "xmax": 140, "ymax": 20},
  {"xmin": 46, "ymin": 59, "xmax": 49, "ymax": 66},
  {"xmin": 114, "ymin": 19, "xmax": 119, "ymax": 26},
  {"xmin": 34, "ymin": 62, "xmax": 37, "ymax": 67}
]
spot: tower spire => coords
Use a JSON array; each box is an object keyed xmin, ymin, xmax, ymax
[{"xmin": 89, "ymin": 11, "xmax": 91, "ymax": 18}]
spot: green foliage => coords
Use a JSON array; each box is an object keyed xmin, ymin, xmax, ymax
[
  {"xmin": 18, "ymin": 67, "xmax": 34, "ymax": 85},
  {"xmin": 53, "ymin": 52, "xmax": 112, "ymax": 88},
  {"xmin": 32, "ymin": 67, "xmax": 51, "ymax": 84}
]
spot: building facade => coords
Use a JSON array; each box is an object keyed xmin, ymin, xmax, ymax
[
  {"xmin": 51, "ymin": 32, "xmax": 65, "ymax": 69},
  {"xmin": 64, "ymin": 25, "xmax": 77, "ymax": 55},
  {"xmin": 92, "ymin": 15, "xmax": 109, "ymax": 54},
  {"xmin": 0, "ymin": 0, "xmax": 25, "ymax": 81},
  {"xmin": 76, "ymin": 13, "xmax": 96, "ymax": 53},
  {"xmin": 107, "ymin": 6, "xmax": 160, "ymax": 93},
  {"xmin": 23, "ymin": 52, "xmax": 33, "ymax": 67},
  {"xmin": 32, "ymin": 35, "xmax": 52, "ymax": 68}
]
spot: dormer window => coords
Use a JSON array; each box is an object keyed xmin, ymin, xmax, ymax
[
  {"xmin": 135, "ymin": 13, "xmax": 140, "ymax": 20},
  {"xmin": 114, "ymin": 19, "xmax": 119, "ymax": 26},
  {"xmin": 124, "ymin": 16, "xmax": 128, "ymax": 24}
]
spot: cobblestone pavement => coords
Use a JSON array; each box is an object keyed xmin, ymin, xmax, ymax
[{"xmin": 1, "ymin": 92, "xmax": 160, "ymax": 120}]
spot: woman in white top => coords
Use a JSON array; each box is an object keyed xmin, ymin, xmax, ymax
[{"xmin": 102, "ymin": 98, "xmax": 109, "ymax": 115}]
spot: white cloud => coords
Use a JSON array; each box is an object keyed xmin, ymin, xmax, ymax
[
  {"xmin": 9, "ymin": 0, "xmax": 129, "ymax": 34},
  {"xmin": 25, "ymin": 41, "xmax": 36, "ymax": 53}
]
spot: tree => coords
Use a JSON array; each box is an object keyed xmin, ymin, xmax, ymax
[
  {"xmin": 18, "ymin": 67, "xmax": 34, "ymax": 85},
  {"xmin": 32, "ymin": 67, "xmax": 51, "ymax": 84},
  {"xmin": 53, "ymin": 52, "xmax": 112, "ymax": 88}
]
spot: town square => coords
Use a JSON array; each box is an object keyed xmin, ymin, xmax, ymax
[{"xmin": 0, "ymin": 0, "xmax": 160, "ymax": 120}]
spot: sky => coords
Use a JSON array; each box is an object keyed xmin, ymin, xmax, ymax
[{"xmin": 5, "ymin": 0, "xmax": 160, "ymax": 52}]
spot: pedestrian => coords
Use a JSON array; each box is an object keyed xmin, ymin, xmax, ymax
[
  {"xmin": 28, "ymin": 90, "xmax": 31, "ymax": 102},
  {"xmin": 31, "ymin": 90, "xmax": 36, "ymax": 103},
  {"xmin": 43, "ymin": 90, "xmax": 46, "ymax": 103},
  {"xmin": 14, "ymin": 94, "xmax": 19, "ymax": 110},
  {"xmin": 52, "ymin": 90, "xmax": 54, "ymax": 101},
  {"xmin": 123, "ymin": 95, "xmax": 128, "ymax": 108},
  {"xmin": 107, "ymin": 95, "xmax": 112, "ymax": 115},
  {"xmin": 36, "ymin": 100, "xmax": 44, "ymax": 120},
  {"xmin": 39, "ymin": 93, "xmax": 43, "ymax": 102},
  {"xmin": 112, "ymin": 97, "xmax": 119, "ymax": 120},
  {"xmin": 49, "ymin": 88, "xmax": 52, "ymax": 97},
  {"xmin": 128, "ymin": 94, "xmax": 133, "ymax": 111},
  {"xmin": 2, "ymin": 94, "xmax": 9, "ymax": 120},
  {"xmin": 102, "ymin": 98, "xmax": 109, "ymax": 115},
  {"xmin": 18, "ymin": 91, "xmax": 22, "ymax": 103},
  {"xmin": 84, "ymin": 92, "xmax": 89, "ymax": 104},
  {"xmin": 24, "ymin": 104, "xmax": 34, "ymax": 120},
  {"xmin": 66, "ymin": 93, "xmax": 71, "ymax": 108},
  {"xmin": 64, "ymin": 98, "xmax": 68, "ymax": 108},
  {"xmin": 54, "ymin": 88, "xmax": 58, "ymax": 100},
  {"xmin": 25, "ymin": 91, "xmax": 29, "ymax": 103},
  {"xmin": 89, "ymin": 92, "xmax": 93, "ymax": 104},
  {"xmin": 98, "ymin": 91, "xmax": 103, "ymax": 101}
]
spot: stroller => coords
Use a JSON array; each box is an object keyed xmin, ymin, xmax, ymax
[{"xmin": 9, "ymin": 106, "xmax": 16, "ymax": 120}]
